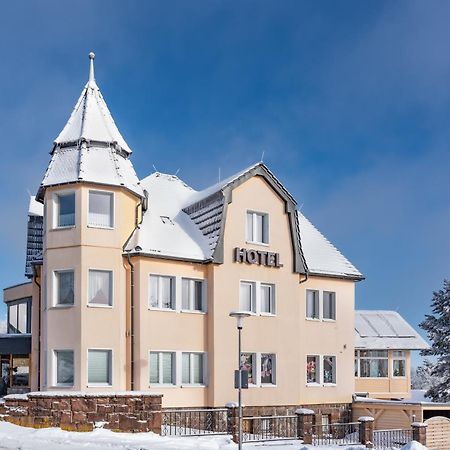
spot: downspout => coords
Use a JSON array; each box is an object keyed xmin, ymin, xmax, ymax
[
  {"xmin": 299, "ymin": 272, "xmax": 309, "ymax": 284},
  {"xmin": 127, "ymin": 252, "xmax": 135, "ymax": 391},
  {"xmin": 33, "ymin": 265, "xmax": 41, "ymax": 391}
]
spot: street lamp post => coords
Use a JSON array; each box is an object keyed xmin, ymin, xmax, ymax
[{"xmin": 229, "ymin": 311, "xmax": 251, "ymax": 450}]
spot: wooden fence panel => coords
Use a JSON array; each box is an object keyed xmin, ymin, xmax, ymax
[{"xmin": 425, "ymin": 416, "xmax": 450, "ymax": 450}]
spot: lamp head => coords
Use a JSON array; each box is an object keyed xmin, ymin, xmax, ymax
[{"xmin": 229, "ymin": 311, "xmax": 251, "ymax": 329}]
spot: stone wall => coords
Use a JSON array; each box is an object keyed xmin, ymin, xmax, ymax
[{"xmin": 0, "ymin": 392, "xmax": 162, "ymax": 433}]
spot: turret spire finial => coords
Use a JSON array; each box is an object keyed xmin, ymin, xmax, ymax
[{"xmin": 88, "ymin": 52, "xmax": 95, "ymax": 85}]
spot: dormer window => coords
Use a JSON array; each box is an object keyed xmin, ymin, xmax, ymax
[
  {"xmin": 246, "ymin": 211, "xmax": 269, "ymax": 244},
  {"xmin": 88, "ymin": 191, "xmax": 114, "ymax": 228},
  {"xmin": 55, "ymin": 192, "xmax": 75, "ymax": 228}
]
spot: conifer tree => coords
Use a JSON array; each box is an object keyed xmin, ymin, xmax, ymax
[{"xmin": 419, "ymin": 279, "xmax": 450, "ymax": 402}]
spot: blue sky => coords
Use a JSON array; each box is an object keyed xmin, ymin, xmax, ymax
[{"xmin": 1, "ymin": 1, "xmax": 449, "ymax": 365}]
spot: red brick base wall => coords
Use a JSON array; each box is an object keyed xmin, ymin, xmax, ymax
[{"xmin": 0, "ymin": 392, "xmax": 163, "ymax": 433}]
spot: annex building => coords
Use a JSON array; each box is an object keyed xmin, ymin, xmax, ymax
[{"xmin": 1, "ymin": 55, "xmax": 428, "ymax": 419}]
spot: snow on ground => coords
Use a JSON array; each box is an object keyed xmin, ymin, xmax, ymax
[{"xmin": 0, "ymin": 422, "xmax": 426, "ymax": 450}]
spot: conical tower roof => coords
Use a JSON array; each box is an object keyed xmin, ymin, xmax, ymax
[
  {"xmin": 54, "ymin": 52, "xmax": 131, "ymax": 154},
  {"xmin": 37, "ymin": 53, "xmax": 143, "ymax": 200}
]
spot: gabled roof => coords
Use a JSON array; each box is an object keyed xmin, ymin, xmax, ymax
[
  {"xmin": 355, "ymin": 310, "xmax": 429, "ymax": 350},
  {"xmin": 37, "ymin": 54, "xmax": 143, "ymax": 200},
  {"xmin": 54, "ymin": 53, "xmax": 131, "ymax": 154},
  {"xmin": 298, "ymin": 212, "xmax": 363, "ymax": 280}
]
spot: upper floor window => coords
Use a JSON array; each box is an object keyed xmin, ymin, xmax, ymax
[
  {"xmin": 323, "ymin": 292, "xmax": 336, "ymax": 320},
  {"xmin": 240, "ymin": 281, "xmax": 256, "ymax": 313},
  {"xmin": 393, "ymin": 351, "xmax": 406, "ymax": 377},
  {"xmin": 149, "ymin": 275, "xmax": 175, "ymax": 310},
  {"xmin": 260, "ymin": 283, "xmax": 275, "ymax": 314},
  {"xmin": 181, "ymin": 278, "xmax": 204, "ymax": 312},
  {"xmin": 240, "ymin": 281, "xmax": 276, "ymax": 315},
  {"xmin": 56, "ymin": 192, "xmax": 75, "ymax": 228},
  {"xmin": 88, "ymin": 269, "xmax": 113, "ymax": 306},
  {"xmin": 306, "ymin": 290, "xmax": 319, "ymax": 319},
  {"xmin": 7, "ymin": 300, "xmax": 30, "ymax": 334},
  {"xmin": 88, "ymin": 191, "xmax": 114, "ymax": 228},
  {"xmin": 55, "ymin": 270, "xmax": 74, "ymax": 306},
  {"xmin": 246, "ymin": 211, "xmax": 269, "ymax": 244},
  {"xmin": 355, "ymin": 350, "xmax": 388, "ymax": 378}
]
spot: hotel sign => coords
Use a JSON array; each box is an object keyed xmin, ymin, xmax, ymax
[{"xmin": 234, "ymin": 247, "xmax": 282, "ymax": 268}]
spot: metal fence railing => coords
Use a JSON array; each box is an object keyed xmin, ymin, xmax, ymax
[
  {"xmin": 242, "ymin": 415, "xmax": 297, "ymax": 442},
  {"xmin": 161, "ymin": 408, "xmax": 228, "ymax": 436},
  {"xmin": 373, "ymin": 429, "xmax": 413, "ymax": 449},
  {"xmin": 312, "ymin": 422, "xmax": 360, "ymax": 446}
]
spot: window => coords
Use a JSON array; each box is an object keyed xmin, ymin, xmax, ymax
[
  {"xmin": 55, "ymin": 270, "xmax": 74, "ymax": 306},
  {"xmin": 182, "ymin": 352, "xmax": 205, "ymax": 385},
  {"xmin": 54, "ymin": 350, "xmax": 74, "ymax": 386},
  {"xmin": 149, "ymin": 275, "xmax": 175, "ymax": 310},
  {"xmin": 260, "ymin": 284, "xmax": 275, "ymax": 314},
  {"xmin": 393, "ymin": 351, "xmax": 406, "ymax": 377},
  {"xmin": 322, "ymin": 415, "xmax": 331, "ymax": 434},
  {"xmin": 149, "ymin": 352, "xmax": 175, "ymax": 385},
  {"xmin": 88, "ymin": 191, "xmax": 114, "ymax": 228},
  {"xmin": 323, "ymin": 291, "xmax": 336, "ymax": 320},
  {"xmin": 182, "ymin": 278, "xmax": 204, "ymax": 312},
  {"xmin": 7, "ymin": 300, "xmax": 30, "ymax": 334},
  {"xmin": 87, "ymin": 350, "xmax": 112, "ymax": 385},
  {"xmin": 306, "ymin": 290, "xmax": 319, "ymax": 319},
  {"xmin": 240, "ymin": 281, "xmax": 255, "ymax": 313},
  {"xmin": 355, "ymin": 350, "xmax": 388, "ymax": 378},
  {"xmin": 307, "ymin": 355, "xmax": 320, "ymax": 384},
  {"xmin": 260, "ymin": 353, "xmax": 276, "ymax": 384},
  {"xmin": 56, "ymin": 192, "xmax": 75, "ymax": 227},
  {"xmin": 246, "ymin": 211, "xmax": 269, "ymax": 244},
  {"xmin": 240, "ymin": 353, "xmax": 255, "ymax": 385},
  {"xmin": 323, "ymin": 356, "xmax": 336, "ymax": 384},
  {"xmin": 11, "ymin": 356, "xmax": 29, "ymax": 387},
  {"xmin": 88, "ymin": 270, "xmax": 113, "ymax": 306}
]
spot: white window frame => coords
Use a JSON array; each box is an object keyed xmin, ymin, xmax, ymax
[
  {"xmin": 305, "ymin": 289, "xmax": 337, "ymax": 322},
  {"xmin": 53, "ymin": 190, "xmax": 76, "ymax": 229},
  {"xmin": 240, "ymin": 352, "xmax": 277, "ymax": 387},
  {"xmin": 240, "ymin": 281, "xmax": 256, "ymax": 313},
  {"xmin": 322, "ymin": 291, "xmax": 336, "ymax": 321},
  {"xmin": 87, "ymin": 268, "xmax": 113, "ymax": 308},
  {"xmin": 246, "ymin": 210, "xmax": 269, "ymax": 245},
  {"xmin": 306, "ymin": 289, "xmax": 320, "ymax": 320},
  {"xmin": 181, "ymin": 278, "xmax": 206, "ymax": 313},
  {"xmin": 392, "ymin": 351, "xmax": 407, "ymax": 378},
  {"xmin": 53, "ymin": 269, "xmax": 75, "ymax": 307},
  {"xmin": 53, "ymin": 349, "xmax": 74, "ymax": 387},
  {"xmin": 149, "ymin": 274, "xmax": 176, "ymax": 310},
  {"xmin": 354, "ymin": 350, "xmax": 389, "ymax": 379},
  {"xmin": 149, "ymin": 351, "xmax": 176, "ymax": 386},
  {"xmin": 306, "ymin": 355, "xmax": 321, "ymax": 385},
  {"xmin": 239, "ymin": 280, "xmax": 276, "ymax": 316},
  {"xmin": 87, "ymin": 189, "xmax": 115, "ymax": 229},
  {"xmin": 87, "ymin": 348, "xmax": 112, "ymax": 387},
  {"xmin": 240, "ymin": 352, "xmax": 257, "ymax": 386},
  {"xmin": 181, "ymin": 352, "xmax": 207, "ymax": 386},
  {"xmin": 306, "ymin": 354, "xmax": 337, "ymax": 386}
]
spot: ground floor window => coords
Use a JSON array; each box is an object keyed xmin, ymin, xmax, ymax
[
  {"xmin": 149, "ymin": 352, "xmax": 175, "ymax": 385},
  {"xmin": 355, "ymin": 350, "xmax": 388, "ymax": 378},
  {"xmin": 240, "ymin": 352, "xmax": 276, "ymax": 386},
  {"xmin": 54, "ymin": 350, "xmax": 74, "ymax": 386},
  {"xmin": 261, "ymin": 353, "xmax": 276, "ymax": 384},
  {"xmin": 182, "ymin": 352, "xmax": 205, "ymax": 385},
  {"xmin": 392, "ymin": 351, "xmax": 406, "ymax": 377},
  {"xmin": 87, "ymin": 349, "xmax": 112, "ymax": 385},
  {"xmin": 307, "ymin": 355, "xmax": 336, "ymax": 385},
  {"xmin": 240, "ymin": 353, "xmax": 255, "ymax": 385}
]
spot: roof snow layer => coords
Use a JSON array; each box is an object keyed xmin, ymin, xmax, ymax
[{"xmin": 355, "ymin": 310, "xmax": 429, "ymax": 350}]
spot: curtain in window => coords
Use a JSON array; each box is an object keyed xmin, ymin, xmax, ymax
[
  {"xmin": 194, "ymin": 281, "xmax": 202, "ymax": 311},
  {"xmin": 240, "ymin": 282, "xmax": 253, "ymax": 312},
  {"xmin": 160, "ymin": 277, "xmax": 173, "ymax": 309},
  {"xmin": 149, "ymin": 352, "xmax": 159, "ymax": 384},
  {"xmin": 240, "ymin": 353, "xmax": 254, "ymax": 384},
  {"xmin": 18, "ymin": 303, "xmax": 27, "ymax": 333},
  {"xmin": 56, "ymin": 351, "xmax": 74, "ymax": 384},
  {"xmin": 261, "ymin": 354, "xmax": 274, "ymax": 384},
  {"xmin": 323, "ymin": 292, "xmax": 336, "ymax": 319},
  {"xmin": 192, "ymin": 353, "xmax": 203, "ymax": 384},
  {"xmin": 8, "ymin": 304, "xmax": 18, "ymax": 333},
  {"xmin": 182, "ymin": 279, "xmax": 203, "ymax": 311},
  {"xmin": 88, "ymin": 350, "xmax": 111, "ymax": 384},
  {"xmin": 255, "ymin": 214, "xmax": 263, "ymax": 242},
  {"xmin": 150, "ymin": 276, "xmax": 158, "ymax": 308},
  {"xmin": 58, "ymin": 193, "xmax": 75, "ymax": 227},
  {"xmin": 58, "ymin": 271, "xmax": 74, "ymax": 305},
  {"xmin": 246, "ymin": 212, "xmax": 253, "ymax": 241},
  {"xmin": 260, "ymin": 285, "xmax": 272, "ymax": 313},
  {"xmin": 307, "ymin": 356, "xmax": 319, "ymax": 383},
  {"xmin": 182, "ymin": 353, "xmax": 190, "ymax": 384},
  {"xmin": 162, "ymin": 353, "xmax": 174, "ymax": 384},
  {"xmin": 89, "ymin": 270, "xmax": 112, "ymax": 305},
  {"xmin": 89, "ymin": 192, "xmax": 113, "ymax": 228},
  {"xmin": 323, "ymin": 356, "xmax": 336, "ymax": 383},
  {"xmin": 306, "ymin": 291, "xmax": 319, "ymax": 318}
]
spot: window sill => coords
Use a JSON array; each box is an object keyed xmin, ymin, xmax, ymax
[
  {"xmin": 51, "ymin": 304, "xmax": 75, "ymax": 309},
  {"xmin": 87, "ymin": 225, "xmax": 114, "ymax": 230},
  {"xmin": 246, "ymin": 240, "xmax": 269, "ymax": 247},
  {"xmin": 87, "ymin": 384, "xmax": 112, "ymax": 388},
  {"xmin": 52, "ymin": 384, "xmax": 74, "ymax": 389},
  {"xmin": 260, "ymin": 312, "xmax": 276, "ymax": 317},
  {"xmin": 356, "ymin": 376, "xmax": 389, "ymax": 379},
  {"xmin": 52, "ymin": 226, "xmax": 76, "ymax": 231},
  {"xmin": 149, "ymin": 384, "xmax": 176, "ymax": 388},
  {"xmin": 149, "ymin": 307, "xmax": 176, "ymax": 312},
  {"xmin": 260, "ymin": 383, "xmax": 277, "ymax": 388},
  {"xmin": 323, "ymin": 383, "xmax": 337, "ymax": 387},
  {"xmin": 322, "ymin": 318, "xmax": 336, "ymax": 323},
  {"xmin": 306, "ymin": 383, "xmax": 322, "ymax": 387},
  {"xmin": 392, "ymin": 376, "xmax": 407, "ymax": 379},
  {"xmin": 305, "ymin": 317, "xmax": 321, "ymax": 322},
  {"xmin": 180, "ymin": 309, "xmax": 207, "ymax": 315},
  {"xmin": 180, "ymin": 384, "xmax": 206, "ymax": 388},
  {"xmin": 87, "ymin": 303, "xmax": 113, "ymax": 309}
]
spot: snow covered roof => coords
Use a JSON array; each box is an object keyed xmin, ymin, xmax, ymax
[
  {"xmin": 54, "ymin": 53, "xmax": 131, "ymax": 154},
  {"xmin": 298, "ymin": 212, "xmax": 363, "ymax": 279},
  {"xmin": 37, "ymin": 53, "xmax": 143, "ymax": 200},
  {"xmin": 355, "ymin": 310, "xmax": 429, "ymax": 350},
  {"xmin": 28, "ymin": 196, "xmax": 43, "ymax": 217}
]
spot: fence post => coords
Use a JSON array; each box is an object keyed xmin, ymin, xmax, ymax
[
  {"xmin": 225, "ymin": 402, "xmax": 239, "ymax": 444},
  {"xmin": 411, "ymin": 422, "xmax": 427, "ymax": 446},
  {"xmin": 358, "ymin": 416, "xmax": 374, "ymax": 449},
  {"xmin": 296, "ymin": 408, "xmax": 315, "ymax": 444}
]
